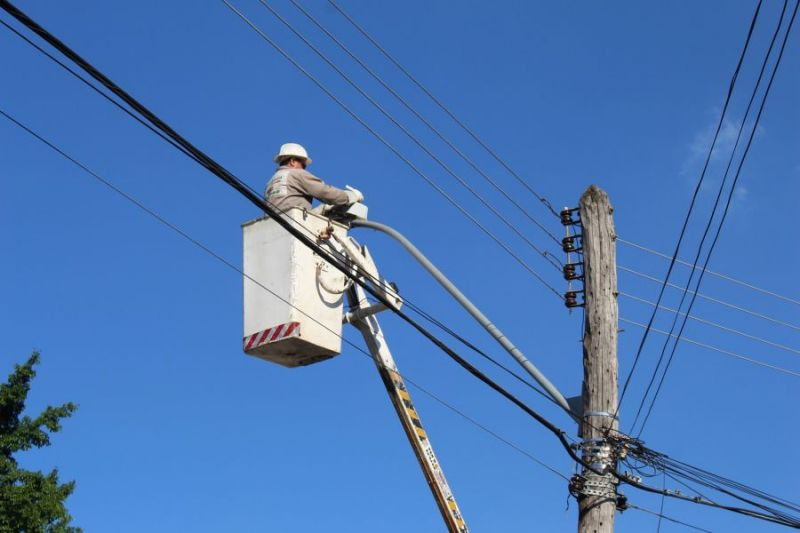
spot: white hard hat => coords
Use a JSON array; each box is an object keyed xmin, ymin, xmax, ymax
[{"xmin": 274, "ymin": 142, "xmax": 312, "ymax": 166}]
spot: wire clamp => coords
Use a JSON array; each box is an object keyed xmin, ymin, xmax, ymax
[
  {"xmin": 573, "ymin": 439, "xmax": 618, "ymax": 499},
  {"xmin": 570, "ymin": 473, "xmax": 617, "ymax": 499},
  {"xmin": 583, "ymin": 410, "xmax": 618, "ymax": 420}
]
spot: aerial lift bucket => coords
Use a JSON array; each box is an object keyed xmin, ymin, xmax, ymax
[
  {"xmin": 242, "ymin": 207, "xmax": 349, "ymax": 367},
  {"xmin": 242, "ymin": 206, "xmax": 466, "ymax": 530}
]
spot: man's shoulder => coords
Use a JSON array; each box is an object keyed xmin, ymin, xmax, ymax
[
  {"xmin": 289, "ymin": 168, "xmax": 321, "ymax": 181},
  {"xmin": 269, "ymin": 166, "xmax": 290, "ymax": 179}
]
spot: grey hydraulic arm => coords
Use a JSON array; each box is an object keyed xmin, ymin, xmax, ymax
[{"xmin": 350, "ymin": 219, "xmax": 574, "ymax": 417}]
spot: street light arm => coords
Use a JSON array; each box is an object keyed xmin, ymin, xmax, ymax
[{"xmin": 350, "ymin": 218, "xmax": 575, "ymax": 419}]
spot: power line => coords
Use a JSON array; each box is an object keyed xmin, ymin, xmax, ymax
[
  {"xmin": 620, "ymin": 440, "xmax": 800, "ymax": 528},
  {"xmin": 0, "ymin": 0, "xmax": 586, "ymax": 456},
  {"xmin": 218, "ymin": 0, "xmax": 565, "ymax": 300},
  {"xmin": 618, "ymin": 238, "xmax": 800, "ymax": 308},
  {"xmin": 325, "ymin": 0, "xmax": 561, "ymax": 219},
  {"xmin": 656, "ymin": 473, "xmax": 667, "ymax": 533},
  {"xmin": 619, "ymin": 265, "xmax": 800, "ymax": 333},
  {"xmin": 663, "ymin": 455, "xmax": 800, "ymax": 511},
  {"xmin": 372, "ymin": 294, "xmax": 564, "ymax": 409},
  {"xmin": 616, "ymin": 0, "xmax": 765, "ymax": 414},
  {"xmin": 6, "ymin": 4, "xmax": 798, "ymax": 527},
  {"xmin": 625, "ymin": 442, "xmax": 800, "ymax": 525},
  {"xmin": 1, "ymin": 0, "xmax": 595, "ymax": 453},
  {"xmin": 620, "ymin": 317, "xmax": 800, "ymax": 378},
  {"xmin": 1, "ymin": 0, "xmax": 580, "ymax": 433},
  {"xmin": 0, "ymin": 18, "xmax": 205, "ymax": 169},
  {"xmin": 1, "ymin": 0, "xmax": 569, "ymax": 416},
  {"xmin": 0, "ymin": 104, "xmax": 571, "ymax": 486},
  {"xmin": 625, "ymin": 504, "xmax": 713, "ymax": 533},
  {"xmin": 634, "ymin": 0, "xmax": 798, "ymax": 437},
  {"xmin": 247, "ymin": 0, "xmax": 565, "ymax": 274},
  {"xmin": 0, "ymin": 10, "xmax": 290, "ymax": 217},
  {"xmin": 632, "ymin": 0, "xmax": 791, "ymax": 434},
  {"xmin": 8, "ymin": 100, "xmax": 774, "ymax": 529},
  {"xmin": 287, "ymin": 0, "xmax": 563, "ymax": 248},
  {"xmin": 619, "ymin": 291, "xmax": 800, "ymax": 357},
  {"xmin": 421, "ymin": 388, "xmax": 570, "ymax": 482}
]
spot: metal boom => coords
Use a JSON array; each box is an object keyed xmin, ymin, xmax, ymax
[{"xmin": 345, "ymin": 264, "xmax": 468, "ymax": 532}]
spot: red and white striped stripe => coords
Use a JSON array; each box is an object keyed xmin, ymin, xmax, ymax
[{"xmin": 243, "ymin": 321, "xmax": 300, "ymax": 352}]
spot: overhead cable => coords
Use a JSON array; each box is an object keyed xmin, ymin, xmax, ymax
[
  {"xmin": 0, "ymin": 18, "xmax": 204, "ymax": 168},
  {"xmin": 624, "ymin": 504, "xmax": 712, "ymax": 533},
  {"xmin": 351, "ymin": 218, "xmax": 571, "ymax": 416},
  {"xmin": 626, "ymin": 441, "xmax": 800, "ymax": 524},
  {"xmin": 373, "ymin": 294, "xmax": 564, "ymax": 410},
  {"xmin": 5, "ymin": 4, "xmax": 798, "ymax": 526},
  {"xmin": 634, "ymin": 0, "xmax": 798, "ymax": 437},
  {"xmin": 325, "ymin": 0, "xmax": 561, "ymax": 219},
  {"xmin": 0, "ymin": 0, "xmax": 568, "ymax": 414},
  {"xmin": 619, "ymin": 265, "xmax": 800, "ymax": 333},
  {"xmin": 620, "ymin": 317, "xmax": 800, "ymax": 378},
  {"xmin": 619, "ymin": 238, "xmax": 800, "ymax": 307},
  {"xmin": 288, "ymin": 0, "xmax": 563, "ymax": 248},
  {"xmin": 0, "ymin": 0, "xmax": 583, "ymax": 435},
  {"xmin": 0, "ymin": 105, "xmax": 570, "ymax": 485},
  {"xmin": 2, "ymin": 14, "xmax": 280, "ymax": 210},
  {"xmin": 9, "ymin": 106, "xmax": 766, "ymax": 529},
  {"xmin": 620, "ymin": 291, "xmax": 800, "ymax": 357},
  {"xmin": 616, "ymin": 0, "xmax": 765, "ymax": 414},
  {"xmin": 663, "ymin": 455, "xmax": 800, "ymax": 511},
  {"xmin": 217, "ymin": 0, "xmax": 564, "ymax": 300},
  {"xmin": 632, "ymin": 0, "xmax": 790, "ymax": 433},
  {"xmin": 248, "ymin": 0, "xmax": 565, "ymax": 275}
]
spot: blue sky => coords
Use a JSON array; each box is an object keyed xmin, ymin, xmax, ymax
[{"xmin": 1, "ymin": 1, "xmax": 798, "ymax": 531}]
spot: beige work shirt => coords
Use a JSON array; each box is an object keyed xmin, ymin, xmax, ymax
[{"xmin": 264, "ymin": 166, "xmax": 350, "ymax": 211}]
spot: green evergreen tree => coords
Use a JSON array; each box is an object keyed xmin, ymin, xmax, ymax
[{"xmin": 0, "ymin": 352, "xmax": 79, "ymax": 532}]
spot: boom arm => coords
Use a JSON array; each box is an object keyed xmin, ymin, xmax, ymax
[{"xmin": 343, "ymin": 243, "xmax": 468, "ymax": 533}]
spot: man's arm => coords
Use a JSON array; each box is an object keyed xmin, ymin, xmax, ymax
[{"xmin": 292, "ymin": 169, "xmax": 353, "ymax": 205}]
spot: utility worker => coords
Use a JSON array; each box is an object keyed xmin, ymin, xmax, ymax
[{"xmin": 265, "ymin": 143, "xmax": 363, "ymax": 212}]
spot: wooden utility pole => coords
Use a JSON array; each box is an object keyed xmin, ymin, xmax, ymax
[{"xmin": 578, "ymin": 185, "xmax": 619, "ymax": 533}]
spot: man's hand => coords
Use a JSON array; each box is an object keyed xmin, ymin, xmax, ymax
[{"xmin": 345, "ymin": 185, "xmax": 364, "ymax": 204}]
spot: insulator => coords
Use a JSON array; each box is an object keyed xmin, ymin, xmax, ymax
[
  {"xmin": 563, "ymin": 263, "xmax": 583, "ymax": 281},
  {"xmin": 616, "ymin": 492, "xmax": 629, "ymax": 511},
  {"xmin": 560, "ymin": 207, "xmax": 580, "ymax": 226},
  {"xmin": 565, "ymin": 290, "xmax": 584, "ymax": 308},
  {"xmin": 562, "ymin": 236, "xmax": 582, "ymax": 253},
  {"xmin": 565, "ymin": 291, "xmax": 577, "ymax": 308}
]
